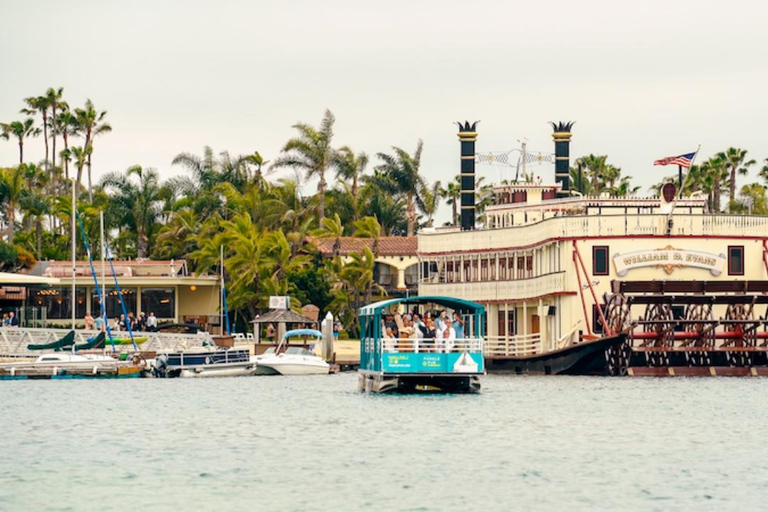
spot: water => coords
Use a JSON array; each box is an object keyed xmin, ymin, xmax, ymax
[{"xmin": 1, "ymin": 374, "xmax": 766, "ymax": 511}]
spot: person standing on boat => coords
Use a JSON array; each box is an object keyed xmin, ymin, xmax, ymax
[
  {"xmin": 452, "ymin": 312, "xmax": 465, "ymax": 340},
  {"xmin": 442, "ymin": 324, "xmax": 456, "ymax": 353}
]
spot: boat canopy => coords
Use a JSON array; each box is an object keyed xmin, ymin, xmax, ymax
[
  {"xmin": 283, "ymin": 329, "xmax": 323, "ymax": 339},
  {"xmin": 359, "ymin": 296, "xmax": 485, "ymax": 317}
]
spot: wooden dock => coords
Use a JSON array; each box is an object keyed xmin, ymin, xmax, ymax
[{"xmin": 0, "ymin": 362, "xmax": 143, "ymax": 380}]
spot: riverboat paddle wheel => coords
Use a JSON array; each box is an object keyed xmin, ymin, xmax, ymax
[{"xmin": 603, "ymin": 280, "xmax": 768, "ymax": 376}]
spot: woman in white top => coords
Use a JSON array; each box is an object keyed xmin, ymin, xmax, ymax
[{"xmin": 442, "ymin": 325, "xmax": 456, "ymax": 353}]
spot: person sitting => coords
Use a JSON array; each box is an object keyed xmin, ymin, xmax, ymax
[
  {"xmin": 442, "ymin": 324, "xmax": 457, "ymax": 353},
  {"xmin": 384, "ymin": 314, "xmax": 399, "ymax": 339},
  {"xmin": 382, "ymin": 327, "xmax": 397, "ymax": 352}
]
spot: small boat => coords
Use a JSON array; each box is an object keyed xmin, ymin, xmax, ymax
[
  {"xmin": 0, "ymin": 352, "xmax": 142, "ymax": 379},
  {"xmin": 151, "ymin": 347, "xmax": 255, "ymax": 378},
  {"xmin": 357, "ymin": 296, "xmax": 485, "ymax": 394},
  {"xmin": 255, "ymin": 329, "xmax": 330, "ymax": 376}
]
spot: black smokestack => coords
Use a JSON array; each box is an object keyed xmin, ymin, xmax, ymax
[
  {"xmin": 457, "ymin": 121, "xmax": 478, "ymax": 230},
  {"xmin": 550, "ymin": 121, "xmax": 574, "ymax": 198}
]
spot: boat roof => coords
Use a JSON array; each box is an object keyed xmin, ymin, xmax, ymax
[
  {"xmin": 283, "ymin": 329, "xmax": 323, "ymax": 339},
  {"xmin": 359, "ymin": 296, "xmax": 485, "ymax": 316}
]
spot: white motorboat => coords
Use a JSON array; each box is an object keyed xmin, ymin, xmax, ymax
[
  {"xmin": 255, "ymin": 329, "xmax": 330, "ymax": 376},
  {"xmin": 33, "ymin": 353, "xmax": 115, "ymax": 365}
]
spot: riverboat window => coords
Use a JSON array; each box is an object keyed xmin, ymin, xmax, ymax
[
  {"xmin": 592, "ymin": 304, "xmax": 607, "ymax": 334},
  {"xmin": 498, "ymin": 308, "xmax": 516, "ymax": 336},
  {"xmin": 593, "ymin": 246, "xmax": 609, "ymax": 276},
  {"xmin": 141, "ymin": 288, "xmax": 175, "ymax": 318},
  {"xmin": 728, "ymin": 246, "xmax": 744, "ymax": 276}
]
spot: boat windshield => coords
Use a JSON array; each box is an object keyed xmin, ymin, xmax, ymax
[
  {"xmin": 285, "ymin": 347, "xmax": 314, "ymax": 356},
  {"xmin": 262, "ymin": 347, "xmax": 276, "ymax": 355}
]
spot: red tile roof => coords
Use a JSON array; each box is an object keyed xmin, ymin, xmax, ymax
[{"xmin": 310, "ymin": 237, "xmax": 417, "ymax": 257}]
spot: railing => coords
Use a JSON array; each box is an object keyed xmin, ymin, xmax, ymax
[
  {"xmin": 484, "ymin": 328, "xmax": 579, "ymax": 358},
  {"xmin": 0, "ymin": 327, "xmax": 215, "ymax": 356},
  {"xmin": 419, "ymin": 271, "xmax": 565, "ymax": 302},
  {"xmin": 419, "ymin": 214, "xmax": 768, "ymax": 254},
  {"xmin": 377, "ymin": 337, "xmax": 484, "ymax": 354}
]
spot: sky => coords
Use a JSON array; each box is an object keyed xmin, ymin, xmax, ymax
[{"xmin": 2, "ymin": 0, "xmax": 767, "ymax": 223}]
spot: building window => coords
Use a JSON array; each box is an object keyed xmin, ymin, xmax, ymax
[
  {"xmin": 142, "ymin": 288, "xmax": 176, "ymax": 319},
  {"xmin": 30, "ymin": 287, "xmax": 86, "ymax": 320},
  {"xmin": 92, "ymin": 287, "xmax": 137, "ymax": 319},
  {"xmin": 728, "ymin": 246, "xmax": 744, "ymax": 276},
  {"xmin": 593, "ymin": 246, "xmax": 609, "ymax": 276}
]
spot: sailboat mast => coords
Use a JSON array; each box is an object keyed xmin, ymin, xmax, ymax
[
  {"xmin": 71, "ymin": 180, "xmax": 76, "ymax": 329},
  {"xmin": 220, "ymin": 245, "xmax": 224, "ymax": 335},
  {"xmin": 100, "ymin": 211, "xmax": 106, "ymax": 323}
]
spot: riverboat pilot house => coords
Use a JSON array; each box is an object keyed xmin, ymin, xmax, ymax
[{"xmin": 418, "ymin": 122, "xmax": 768, "ymax": 375}]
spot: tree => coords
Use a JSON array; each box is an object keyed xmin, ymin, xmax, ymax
[
  {"xmin": 271, "ymin": 109, "xmax": 336, "ymax": 221},
  {"xmin": 719, "ymin": 147, "xmax": 756, "ymax": 212},
  {"xmin": 21, "ymin": 94, "xmax": 52, "ymax": 168},
  {"xmin": 74, "ymin": 100, "xmax": 112, "ymax": 202},
  {"xmin": 420, "ymin": 180, "xmax": 444, "ymax": 228},
  {"xmin": 19, "ymin": 191, "xmax": 50, "ymax": 257},
  {"xmin": 374, "ymin": 139, "xmax": 425, "ymax": 236},
  {"xmin": 702, "ymin": 154, "xmax": 728, "ymax": 212},
  {"xmin": 56, "ymin": 106, "xmax": 77, "ymax": 181},
  {"xmin": 0, "ymin": 165, "xmax": 29, "ymax": 243},
  {"xmin": 100, "ymin": 165, "xmax": 162, "ymax": 258},
  {"xmin": 312, "ymin": 213, "xmax": 344, "ymax": 258},
  {"xmin": 444, "ymin": 178, "xmax": 461, "ymax": 226},
  {"xmin": 735, "ymin": 183, "xmax": 767, "ymax": 215},
  {"xmin": 45, "ymin": 88, "xmax": 65, "ymax": 172},
  {"xmin": 1, "ymin": 119, "xmax": 40, "ymax": 164},
  {"xmin": 333, "ymin": 146, "xmax": 368, "ymax": 222}
]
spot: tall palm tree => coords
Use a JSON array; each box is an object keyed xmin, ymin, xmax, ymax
[
  {"xmin": 56, "ymin": 107, "xmax": 78, "ymax": 181},
  {"xmin": 75, "ymin": 100, "xmax": 112, "ymax": 202},
  {"xmin": 271, "ymin": 109, "xmax": 336, "ymax": 221},
  {"xmin": 333, "ymin": 146, "xmax": 368, "ymax": 221},
  {"xmin": 19, "ymin": 191, "xmax": 50, "ymax": 257},
  {"xmin": 718, "ymin": 147, "xmax": 756, "ymax": 212},
  {"xmin": 70, "ymin": 146, "xmax": 91, "ymax": 194},
  {"xmin": 21, "ymin": 94, "xmax": 52, "ymax": 169},
  {"xmin": 100, "ymin": 165, "xmax": 162, "ymax": 258},
  {"xmin": 0, "ymin": 119, "xmax": 40, "ymax": 164},
  {"xmin": 45, "ymin": 88, "xmax": 65, "ymax": 172},
  {"xmin": 702, "ymin": 154, "xmax": 728, "ymax": 212},
  {"xmin": 374, "ymin": 139, "xmax": 425, "ymax": 236}
]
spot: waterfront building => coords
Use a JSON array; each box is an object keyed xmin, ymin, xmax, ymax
[
  {"xmin": 418, "ymin": 122, "xmax": 768, "ymax": 363},
  {"xmin": 18, "ymin": 259, "xmax": 221, "ymax": 330},
  {"xmin": 311, "ymin": 237, "xmax": 418, "ymax": 296}
]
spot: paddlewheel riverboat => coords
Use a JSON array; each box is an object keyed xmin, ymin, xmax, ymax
[{"xmin": 417, "ymin": 121, "xmax": 768, "ymax": 376}]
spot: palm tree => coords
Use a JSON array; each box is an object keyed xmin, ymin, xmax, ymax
[
  {"xmin": 702, "ymin": 154, "xmax": 728, "ymax": 212},
  {"xmin": 271, "ymin": 109, "xmax": 336, "ymax": 221},
  {"xmin": 56, "ymin": 107, "xmax": 77, "ymax": 181},
  {"xmin": 762, "ymin": 158, "xmax": 768, "ymax": 186},
  {"xmin": 444, "ymin": 178, "xmax": 461, "ymax": 226},
  {"xmin": 19, "ymin": 191, "xmax": 50, "ymax": 257},
  {"xmin": 74, "ymin": 100, "xmax": 112, "ymax": 202},
  {"xmin": 333, "ymin": 146, "xmax": 368, "ymax": 221},
  {"xmin": 1, "ymin": 119, "xmax": 40, "ymax": 164},
  {"xmin": 353, "ymin": 215, "xmax": 381, "ymax": 258},
  {"xmin": 70, "ymin": 146, "xmax": 91, "ymax": 194},
  {"xmin": 0, "ymin": 165, "xmax": 28, "ymax": 243},
  {"xmin": 45, "ymin": 88, "xmax": 65, "ymax": 172},
  {"xmin": 312, "ymin": 213, "xmax": 344, "ymax": 258},
  {"xmin": 718, "ymin": 148, "xmax": 756, "ymax": 212},
  {"xmin": 374, "ymin": 140, "xmax": 425, "ymax": 236},
  {"xmin": 100, "ymin": 165, "xmax": 162, "ymax": 258},
  {"xmin": 21, "ymin": 94, "xmax": 52, "ymax": 168},
  {"xmin": 736, "ymin": 183, "xmax": 767, "ymax": 215},
  {"xmin": 420, "ymin": 180, "xmax": 444, "ymax": 228}
]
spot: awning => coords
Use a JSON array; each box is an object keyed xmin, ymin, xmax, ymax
[{"xmin": 0, "ymin": 272, "xmax": 61, "ymax": 285}]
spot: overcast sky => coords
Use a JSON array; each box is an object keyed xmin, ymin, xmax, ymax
[{"xmin": 2, "ymin": 0, "xmax": 767, "ymax": 222}]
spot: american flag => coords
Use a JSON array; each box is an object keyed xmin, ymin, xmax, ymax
[{"xmin": 654, "ymin": 152, "xmax": 696, "ymax": 168}]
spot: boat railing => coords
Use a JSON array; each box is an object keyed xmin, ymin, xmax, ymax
[
  {"xmin": 376, "ymin": 337, "xmax": 484, "ymax": 354},
  {"xmin": 485, "ymin": 333, "xmax": 543, "ymax": 357}
]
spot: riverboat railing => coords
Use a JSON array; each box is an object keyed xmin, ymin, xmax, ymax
[
  {"xmin": 378, "ymin": 337, "xmax": 484, "ymax": 354},
  {"xmin": 484, "ymin": 328, "xmax": 579, "ymax": 358},
  {"xmin": 419, "ymin": 214, "xmax": 768, "ymax": 254}
]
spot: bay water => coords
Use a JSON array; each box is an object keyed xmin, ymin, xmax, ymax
[{"xmin": 1, "ymin": 374, "xmax": 766, "ymax": 511}]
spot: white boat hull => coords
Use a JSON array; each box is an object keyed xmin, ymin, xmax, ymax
[
  {"xmin": 256, "ymin": 357, "xmax": 330, "ymax": 376},
  {"xmin": 178, "ymin": 362, "xmax": 257, "ymax": 378}
]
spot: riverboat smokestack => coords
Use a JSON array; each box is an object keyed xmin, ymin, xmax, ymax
[
  {"xmin": 457, "ymin": 121, "xmax": 478, "ymax": 230},
  {"xmin": 550, "ymin": 121, "xmax": 574, "ymax": 198}
]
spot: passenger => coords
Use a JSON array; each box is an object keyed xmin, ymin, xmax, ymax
[
  {"xmin": 383, "ymin": 327, "xmax": 397, "ymax": 353},
  {"xmin": 452, "ymin": 312, "xmax": 465, "ymax": 341},
  {"xmin": 384, "ymin": 313, "xmax": 399, "ymax": 338},
  {"xmin": 435, "ymin": 310, "xmax": 448, "ymax": 332},
  {"xmin": 442, "ymin": 324, "xmax": 457, "ymax": 353}
]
